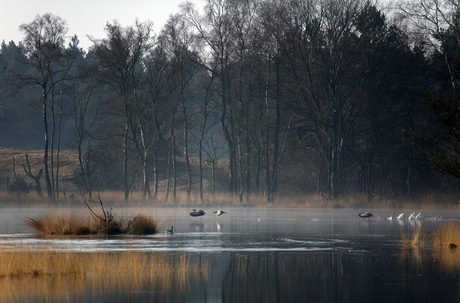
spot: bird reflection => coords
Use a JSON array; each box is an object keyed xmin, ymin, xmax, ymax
[
  {"xmin": 189, "ymin": 223, "xmax": 206, "ymax": 232},
  {"xmin": 216, "ymin": 222, "xmax": 222, "ymax": 232}
]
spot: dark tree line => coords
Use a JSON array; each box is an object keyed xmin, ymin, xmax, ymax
[{"xmin": 1, "ymin": 0, "xmax": 460, "ymax": 203}]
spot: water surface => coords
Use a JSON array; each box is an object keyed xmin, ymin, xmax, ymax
[{"xmin": 0, "ymin": 207, "xmax": 459, "ymax": 302}]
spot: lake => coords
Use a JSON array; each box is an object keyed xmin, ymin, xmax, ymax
[{"xmin": 0, "ymin": 207, "xmax": 459, "ymax": 303}]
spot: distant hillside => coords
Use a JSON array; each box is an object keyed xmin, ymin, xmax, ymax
[
  {"xmin": 0, "ymin": 148, "xmax": 79, "ymax": 192},
  {"xmin": 0, "ymin": 147, "xmax": 231, "ymax": 195}
]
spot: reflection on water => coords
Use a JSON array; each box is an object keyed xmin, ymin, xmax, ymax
[
  {"xmin": 0, "ymin": 207, "xmax": 460, "ymax": 302},
  {"xmin": 0, "ymin": 251, "xmax": 208, "ymax": 303}
]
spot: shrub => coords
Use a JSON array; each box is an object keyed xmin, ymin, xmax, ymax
[{"xmin": 128, "ymin": 213, "xmax": 159, "ymax": 235}]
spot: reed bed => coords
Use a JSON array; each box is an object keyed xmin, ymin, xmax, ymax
[
  {"xmin": 398, "ymin": 222, "xmax": 460, "ymax": 273},
  {"xmin": 25, "ymin": 211, "xmax": 162, "ymax": 235},
  {"xmin": 1, "ymin": 188, "xmax": 459, "ymax": 209},
  {"xmin": 25, "ymin": 212, "xmax": 96, "ymax": 235},
  {"xmin": 433, "ymin": 222, "xmax": 460, "ymax": 247},
  {"xmin": 0, "ymin": 249, "xmax": 208, "ymax": 302}
]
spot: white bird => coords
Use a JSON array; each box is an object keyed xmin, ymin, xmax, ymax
[
  {"xmin": 408, "ymin": 212, "xmax": 416, "ymax": 220},
  {"xmin": 165, "ymin": 226, "xmax": 174, "ymax": 234},
  {"xmin": 359, "ymin": 212, "xmax": 374, "ymax": 219},
  {"xmin": 190, "ymin": 209, "xmax": 207, "ymax": 217},
  {"xmin": 415, "ymin": 213, "xmax": 421, "ymax": 220},
  {"xmin": 397, "ymin": 213, "xmax": 404, "ymax": 220},
  {"xmin": 387, "ymin": 216, "xmax": 393, "ymax": 220},
  {"xmin": 213, "ymin": 210, "xmax": 227, "ymax": 216}
]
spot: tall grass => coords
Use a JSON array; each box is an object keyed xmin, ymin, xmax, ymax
[
  {"xmin": 433, "ymin": 222, "xmax": 460, "ymax": 247},
  {"xmin": 25, "ymin": 212, "xmax": 162, "ymax": 235},
  {"xmin": 398, "ymin": 222, "xmax": 460, "ymax": 273},
  {"xmin": 25, "ymin": 212, "xmax": 96, "ymax": 235},
  {"xmin": 0, "ymin": 249, "xmax": 208, "ymax": 302},
  {"xmin": 128, "ymin": 213, "xmax": 160, "ymax": 235},
  {"xmin": 1, "ymin": 188, "xmax": 460, "ymax": 208}
]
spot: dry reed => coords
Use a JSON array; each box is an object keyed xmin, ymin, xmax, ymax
[
  {"xmin": 25, "ymin": 211, "xmax": 161, "ymax": 235},
  {"xmin": 0, "ymin": 248, "xmax": 208, "ymax": 302},
  {"xmin": 25, "ymin": 212, "xmax": 96, "ymax": 235},
  {"xmin": 433, "ymin": 222, "xmax": 460, "ymax": 247},
  {"xmin": 0, "ymin": 188, "xmax": 459, "ymax": 209},
  {"xmin": 128, "ymin": 213, "xmax": 159, "ymax": 235}
]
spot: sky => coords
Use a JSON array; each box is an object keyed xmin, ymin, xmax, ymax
[{"xmin": 0, "ymin": 0, "xmax": 202, "ymax": 51}]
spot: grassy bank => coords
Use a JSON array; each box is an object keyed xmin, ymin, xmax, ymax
[{"xmin": 0, "ymin": 189, "xmax": 458, "ymax": 209}]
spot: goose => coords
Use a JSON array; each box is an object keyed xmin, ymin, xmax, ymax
[
  {"xmin": 358, "ymin": 212, "xmax": 374, "ymax": 219},
  {"xmin": 397, "ymin": 213, "xmax": 404, "ymax": 220},
  {"xmin": 190, "ymin": 209, "xmax": 207, "ymax": 217},
  {"xmin": 213, "ymin": 210, "xmax": 227, "ymax": 216},
  {"xmin": 408, "ymin": 212, "xmax": 416, "ymax": 220},
  {"xmin": 165, "ymin": 226, "xmax": 174, "ymax": 234}
]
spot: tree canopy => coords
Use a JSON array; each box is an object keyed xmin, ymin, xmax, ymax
[{"xmin": 2, "ymin": 0, "xmax": 460, "ymax": 202}]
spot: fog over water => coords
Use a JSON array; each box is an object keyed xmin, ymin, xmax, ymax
[{"xmin": 1, "ymin": 207, "xmax": 460, "ymax": 302}]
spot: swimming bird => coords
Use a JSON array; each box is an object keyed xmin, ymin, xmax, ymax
[
  {"xmin": 397, "ymin": 213, "xmax": 404, "ymax": 220},
  {"xmin": 213, "ymin": 210, "xmax": 227, "ymax": 216},
  {"xmin": 190, "ymin": 209, "xmax": 207, "ymax": 217},
  {"xmin": 165, "ymin": 226, "xmax": 174, "ymax": 234},
  {"xmin": 415, "ymin": 213, "xmax": 421, "ymax": 220},
  {"xmin": 358, "ymin": 212, "xmax": 374, "ymax": 219},
  {"xmin": 387, "ymin": 215, "xmax": 393, "ymax": 220},
  {"xmin": 408, "ymin": 212, "xmax": 416, "ymax": 220}
]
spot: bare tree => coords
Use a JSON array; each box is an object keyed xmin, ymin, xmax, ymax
[
  {"xmin": 89, "ymin": 20, "xmax": 154, "ymax": 201},
  {"xmin": 22, "ymin": 154, "xmax": 43, "ymax": 198},
  {"xmin": 143, "ymin": 46, "xmax": 170, "ymax": 200},
  {"xmin": 18, "ymin": 13, "xmax": 74, "ymax": 201},
  {"xmin": 160, "ymin": 14, "xmax": 201, "ymax": 201},
  {"xmin": 182, "ymin": 0, "xmax": 255, "ymax": 196},
  {"xmin": 69, "ymin": 79, "xmax": 101, "ymax": 199}
]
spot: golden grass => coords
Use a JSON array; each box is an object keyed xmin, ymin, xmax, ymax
[
  {"xmin": 0, "ymin": 187, "xmax": 459, "ymax": 209},
  {"xmin": 398, "ymin": 222, "xmax": 460, "ymax": 273},
  {"xmin": 434, "ymin": 248, "xmax": 460, "ymax": 273},
  {"xmin": 25, "ymin": 211, "xmax": 162, "ymax": 235},
  {"xmin": 128, "ymin": 213, "xmax": 160, "ymax": 235},
  {"xmin": 0, "ymin": 248, "xmax": 208, "ymax": 302},
  {"xmin": 433, "ymin": 222, "xmax": 460, "ymax": 247},
  {"xmin": 25, "ymin": 212, "xmax": 96, "ymax": 235}
]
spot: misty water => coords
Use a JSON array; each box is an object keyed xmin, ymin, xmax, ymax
[{"xmin": 1, "ymin": 207, "xmax": 460, "ymax": 302}]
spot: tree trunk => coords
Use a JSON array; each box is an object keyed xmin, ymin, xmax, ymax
[
  {"xmin": 43, "ymin": 94, "xmax": 53, "ymax": 200},
  {"xmin": 123, "ymin": 121, "xmax": 129, "ymax": 201},
  {"xmin": 22, "ymin": 154, "xmax": 43, "ymax": 198}
]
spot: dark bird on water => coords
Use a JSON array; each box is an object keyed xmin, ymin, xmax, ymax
[
  {"xmin": 358, "ymin": 212, "xmax": 374, "ymax": 219},
  {"xmin": 190, "ymin": 209, "xmax": 207, "ymax": 217},
  {"xmin": 165, "ymin": 226, "xmax": 174, "ymax": 234},
  {"xmin": 213, "ymin": 210, "xmax": 227, "ymax": 216}
]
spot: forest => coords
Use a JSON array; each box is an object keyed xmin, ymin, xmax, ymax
[{"xmin": 1, "ymin": 0, "xmax": 460, "ymax": 205}]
